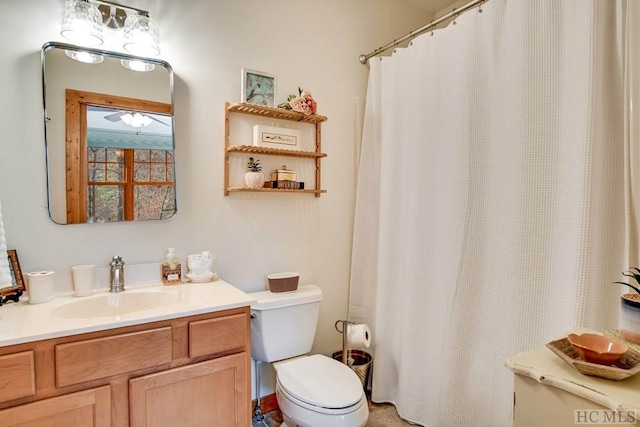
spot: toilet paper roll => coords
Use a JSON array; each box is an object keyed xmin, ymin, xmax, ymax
[
  {"xmin": 27, "ymin": 271, "xmax": 55, "ymax": 304},
  {"xmin": 347, "ymin": 323, "xmax": 371, "ymax": 349}
]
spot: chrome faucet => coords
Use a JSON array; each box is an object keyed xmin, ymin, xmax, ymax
[{"xmin": 109, "ymin": 255, "xmax": 125, "ymax": 293}]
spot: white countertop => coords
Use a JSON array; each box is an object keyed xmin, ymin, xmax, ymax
[{"xmin": 0, "ymin": 279, "xmax": 256, "ymax": 347}]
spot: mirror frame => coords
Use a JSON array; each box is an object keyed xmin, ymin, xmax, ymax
[{"xmin": 41, "ymin": 41, "xmax": 176, "ymax": 224}]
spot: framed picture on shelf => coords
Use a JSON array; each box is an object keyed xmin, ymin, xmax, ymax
[
  {"xmin": 241, "ymin": 68, "xmax": 276, "ymax": 107},
  {"xmin": 253, "ymin": 125, "xmax": 300, "ymax": 150},
  {"xmin": 1, "ymin": 249, "xmax": 25, "ymax": 297}
]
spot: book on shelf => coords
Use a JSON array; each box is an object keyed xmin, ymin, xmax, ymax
[{"xmin": 263, "ymin": 180, "xmax": 305, "ymax": 190}]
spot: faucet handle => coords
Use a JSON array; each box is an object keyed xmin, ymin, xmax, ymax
[{"xmin": 110, "ymin": 255, "xmax": 124, "ymax": 267}]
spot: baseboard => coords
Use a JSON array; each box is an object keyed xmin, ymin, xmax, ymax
[{"xmin": 252, "ymin": 392, "xmax": 279, "ymax": 414}]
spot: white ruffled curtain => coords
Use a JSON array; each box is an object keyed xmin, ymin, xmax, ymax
[{"xmin": 350, "ymin": 1, "xmax": 629, "ymax": 425}]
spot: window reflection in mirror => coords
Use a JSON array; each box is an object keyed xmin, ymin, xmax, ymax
[
  {"xmin": 66, "ymin": 92, "xmax": 174, "ymax": 223},
  {"xmin": 42, "ymin": 42, "xmax": 176, "ymax": 224}
]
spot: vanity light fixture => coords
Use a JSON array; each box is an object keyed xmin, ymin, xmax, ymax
[
  {"xmin": 122, "ymin": 13, "xmax": 160, "ymax": 57},
  {"xmin": 60, "ymin": 0, "xmax": 161, "ymax": 57},
  {"xmin": 60, "ymin": 0, "xmax": 104, "ymax": 46}
]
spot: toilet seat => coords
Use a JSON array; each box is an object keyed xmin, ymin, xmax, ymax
[
  {"xmin": 276, "ymin": 354, "xmax": 365, "ymax": 411},
  {"xmin": 276, "ymin": 381, "xmax": 366, "ymax": 416}
]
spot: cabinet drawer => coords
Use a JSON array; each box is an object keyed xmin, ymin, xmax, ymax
[
  {"xmin": 0, "ymin": 385, "xmax": 111, "ymax": 427},
  {"xmin": 56, "ymin": 327, "xmax": 172, "ymax": 387},
  {"xmin": 0, "ymin": 351, "xmax": 36, "ymax": 403},
  {"xmin": 189, "ymin": 314, "xmax": 247, "ymax": 358}
]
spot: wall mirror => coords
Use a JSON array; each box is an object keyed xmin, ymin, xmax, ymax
[{"xmin": 42, "ymin": 41, "xmax": 176, "ymax": 224}]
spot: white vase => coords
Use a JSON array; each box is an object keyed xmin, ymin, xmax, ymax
[{"xmin": 245, "ymin": 172, "xmax": 265, "ymax": 189}]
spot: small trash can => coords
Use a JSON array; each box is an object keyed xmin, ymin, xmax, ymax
[{"xmin": 332, "ymin": 349, "xmax": 372, "ymax": 391}]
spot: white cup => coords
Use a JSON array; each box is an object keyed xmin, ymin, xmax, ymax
[
  {"xmin": 72, "ymin": 264, "xmax": 95, "ymax": 297},
  {"xmin": 27, "ymin": 271, "xmax": 55, "ymax": 304}
]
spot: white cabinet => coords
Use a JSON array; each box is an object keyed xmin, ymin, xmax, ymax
[{"xmin": 507, "ymin": 337, "xmax": 640, "ymax": 427}]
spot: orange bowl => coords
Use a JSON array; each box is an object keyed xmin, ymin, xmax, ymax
[{"xmin": 567, "ymin": 333, "xmax": 628, "ymax": 365}]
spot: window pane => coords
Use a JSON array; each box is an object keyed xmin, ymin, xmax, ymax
[
  {"xmin": 88, "ymin": 163, "xmax": 105, "ymax": 182},
  {"xmin": 150, "ymin": 150, "xmax": 166, "ymax": 162},
  {"xmin": 134, "ymin": 185, "xmax": 176, "ymax": 220},
  {"xmin": 93, "ymin": 147, "xmax": 106, "ymax": 162},
  {"xmin": 151, "ymin": 164, "xmax": 166, "ymax": 181},
  {"xmin": 106, "ymin": 148, "xmax": 124, "ymax": 163},
  {"xmin": 135, "ymin": 150, "xmax": 150, "ymax": 162},
  {"xmin": 106, "ymin": 163, "xmax": 124, "ymax": 181},
  {"xmin": 134, "ymin": 163, "xmax": 149, "ymax": 182},
  {"xmin": 87, "ymin": 147, "xmax": 104, "ymax": 162},
  {"xmin": 87, "ymin": 185, "xmax": 124, "ymax": 223}
]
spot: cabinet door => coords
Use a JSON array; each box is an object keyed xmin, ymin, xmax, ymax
[
  {"xmin": 130, "ymin": 352, "xmax": 249, "ymax": 427},
  {"xmin": 0, "ymin": 386, "xmax": 110, "ymax": 427}
]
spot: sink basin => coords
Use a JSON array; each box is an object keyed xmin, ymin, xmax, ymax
[{"xmin": 52, "ymin": 291, "xmax": 168, "ymax": 319}]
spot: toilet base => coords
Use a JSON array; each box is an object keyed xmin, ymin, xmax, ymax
[
  {"xmin": 276, "ymin": 382, "xmax": 369, "ymax": 427},
  {"xmin": 281, "ymin": 415, "xmax": 295, "ymax": 427}
]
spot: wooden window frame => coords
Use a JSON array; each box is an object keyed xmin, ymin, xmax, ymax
[{"xmin": 65, "ymin": 89, "xmax": 172, "ymax": 224}]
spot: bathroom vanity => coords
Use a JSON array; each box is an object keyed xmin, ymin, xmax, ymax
[{"xmin": 0, "ymin": 281, "xmax": 254, "ymax": 426}]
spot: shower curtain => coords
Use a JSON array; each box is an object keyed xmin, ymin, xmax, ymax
[{"xmin": 350, "ymin": 1, "xmax": 628, "ymax": 426}]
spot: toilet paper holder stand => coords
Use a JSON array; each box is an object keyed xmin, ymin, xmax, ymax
[{"xmin": 334, "ymin": 319, "xmax": 354, "ymax": 365}]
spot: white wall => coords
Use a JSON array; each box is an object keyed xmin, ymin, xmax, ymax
[{"xmin": 0, "ymin": 0, "xmax": 430, "ymax": 396}]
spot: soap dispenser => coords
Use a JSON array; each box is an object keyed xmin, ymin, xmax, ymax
[{"xmin": 161, "ymin": 248, "xmax": 182, "ymax": 285}]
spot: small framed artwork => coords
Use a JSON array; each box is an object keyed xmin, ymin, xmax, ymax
[
  {"xmin": 1, "ymin": 249, "xmax": 25, "ymax": 297},
  {"xmin": 253, "ymin": 125, "xmax": 300, "ymax": 150},
  {"xmin": 241, "ymin": 68, "xmax": 276, "ymax": 107}
]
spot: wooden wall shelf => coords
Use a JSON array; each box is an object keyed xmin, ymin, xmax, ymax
[
  {"xmin": 227, "ymin": 102, "xmax": 327, "ymax": 124},
  {"xmin": 224, "ymin": 102, "xmax": 328, "ymax": 197},
  {"xmin": 226, "ymin": 187, "xmax": 327, "ymax": 195},
  {"xmin": 227, "ymin": 145, "xmax": 326, "ymax": 159}
]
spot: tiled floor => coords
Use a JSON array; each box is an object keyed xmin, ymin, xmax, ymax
[{"xmin": 252, "ymin": 400, "xmax": 417, "ymax": 427}]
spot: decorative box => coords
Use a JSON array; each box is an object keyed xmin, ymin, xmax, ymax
[{"xmin": 271, "ymin": 166, "xmax": 296, "ymax": 182}]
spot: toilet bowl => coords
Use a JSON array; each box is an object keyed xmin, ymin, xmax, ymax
[
  {"xmin": 274, "ymin": 355, "xmax": 369, "ymax": 427},
  {"xmin": 249, "ymin": 285, "xmax": 370, "ymax": 427}
]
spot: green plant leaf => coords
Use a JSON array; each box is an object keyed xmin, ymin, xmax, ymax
[{"xmin": 614, "ymin": 281, "xmax": 640, "ymax": 294}]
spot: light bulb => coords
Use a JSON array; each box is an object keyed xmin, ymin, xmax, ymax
[
  {"xmin": 121, "ymin": 59, "xmax": 155, "ymax": 72},
  {"xmin": 65, "ymin": 49, "xmax": 104, "ymax": 64}
]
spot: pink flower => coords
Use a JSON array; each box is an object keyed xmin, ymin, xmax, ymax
[
  {"xmin": 308, "ymin": 99, "xmax": 317, "ymax": 114},
  {"xmin": 289, "ymin": 97, "xmax": 312, "ymax": 115}
]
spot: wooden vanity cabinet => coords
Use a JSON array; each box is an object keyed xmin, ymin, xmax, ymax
[
  {"xmin": 0, "ymin": 306, "xmax": 250, "ymax": 426},
  {"xmin": 0, "ymin": 386, "xmax": 111, "ymax": 426}
]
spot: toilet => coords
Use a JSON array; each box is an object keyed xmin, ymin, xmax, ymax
[{"xmin": 249, "ymin": 284, "xmax": 369, "ymax": 427}]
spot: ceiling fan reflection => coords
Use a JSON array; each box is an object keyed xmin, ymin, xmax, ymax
[{"xmin": 103, "ymin": 111, "xmax": 168, "ymax": 128}]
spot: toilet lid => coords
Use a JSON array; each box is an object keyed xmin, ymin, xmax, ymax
[{"xmin": 277, "ymin": 354, "xmax": 364, "ymax": 409}]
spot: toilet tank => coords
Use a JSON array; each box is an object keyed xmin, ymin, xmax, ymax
[{"xmin": 249, "ymin": 284, "xmax": 322, "ymax": 363}]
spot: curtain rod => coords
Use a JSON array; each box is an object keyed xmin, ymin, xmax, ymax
[{"xmin": 359, "ymin": 0, "xmax": 485, "ymax": 64}]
